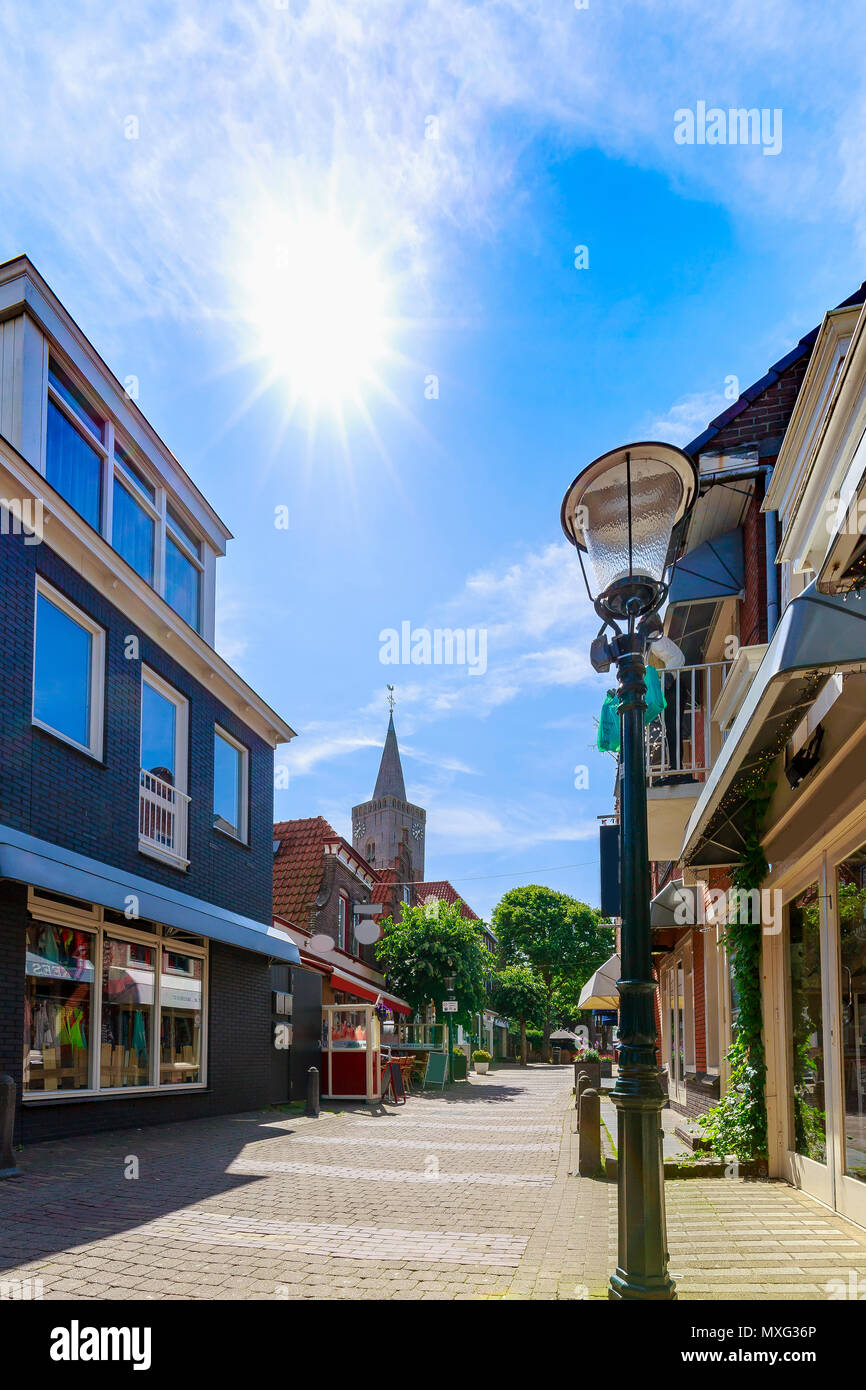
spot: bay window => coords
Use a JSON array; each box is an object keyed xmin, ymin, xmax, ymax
[
  {"xmin": 46, "ymin": 361, "xmax": 105, "ymax": 531},
  {"xmin": 43, "ymin": 354, "xmax": 208, "ymax": 634}
]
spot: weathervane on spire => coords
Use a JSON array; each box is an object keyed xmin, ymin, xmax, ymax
[{"xmin": 386, "ymin": 684, "xmax": 395, "ymax": 714}]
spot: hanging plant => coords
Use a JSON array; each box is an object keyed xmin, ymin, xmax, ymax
[{"xmin": 697, "ymin": 776, "xmax": 774, "ymax": 1162}]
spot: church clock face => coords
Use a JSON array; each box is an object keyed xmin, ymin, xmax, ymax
[
  {"xmin": 354, "ymin": 819, "xmax": 366, "ymax": 842},
  {"xmin": 412, "ymin": 821, "xmax": 424, "ymax": 842}
]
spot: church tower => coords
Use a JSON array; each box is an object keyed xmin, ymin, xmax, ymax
[{"xmin": 351, "ymin": 702, "xmax": 426, "ymax": 880}]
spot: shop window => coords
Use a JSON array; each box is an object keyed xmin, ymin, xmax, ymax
[
  {"xmin": 23, "ymin": 919, "xmax": 206, "ymax": 1097},
  {"xmin": 160, "ymin": 951, "xmax": 203, "ymax": 1084},
  {"xmin": 836, "ymin": 844, "xmax": 866, "ymax": 1184},
  {"xmin": 787, "ymin": 883, "xmax": 827, "ymax": 1164},
  {"xmin": 24, "ymin": 922, "xmax": 95, "ymax": 1092},
  {"xmin": 33, "ymin": 581, "xmax": 105, "ymax": 758},
  {"xmin": 101, "ymin": 935, "xmax": 155, "ymax": 1088}
]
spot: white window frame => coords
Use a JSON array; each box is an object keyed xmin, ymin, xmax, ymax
[
  {"xmin": 213, "ymin": 724, "xmax": 249, "ymax": 843},
  {"xmin": 140, "ymin": 666, "xmax": 189, "ymax": 794},
  {"xmin": 337, "ymin": 894, "xmax": 347, "ymax": 951},
  {"xmin": 32, "ymin": 577, "xmax": 105, "ymax": 760},
  {"xmin": 44, "ymin": 352, "xmax": 207, "ymax": 635},
  {"xmin": 22, "ymin": 903, "xmax": 208, "ymax": 1100}
]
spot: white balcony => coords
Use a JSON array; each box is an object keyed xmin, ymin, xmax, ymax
[
  {"xmin": 644, "ymin": 661, "xmax": 729, "ymax": 862},
  {"xmin": 139, "ymin": 769, "xmax": 190, "ymax": 868},
  {"xmin": 646, "ymin": 661, "xmax": 730, "ymax": 784}
]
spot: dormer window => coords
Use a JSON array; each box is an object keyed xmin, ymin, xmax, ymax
[
  {"xmin": 166, "ymin": 506, "xmax": 202, "ymax": 631},
  {"xmin": 43, "ymin": 353, "xmax": 207, "ymax": 636},
  {"xmin": 46, "ymin": 360, "xmax": 105, "ymax": 531}
]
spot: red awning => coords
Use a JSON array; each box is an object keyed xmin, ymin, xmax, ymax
[{"xmin": 330, "ymin": 972, "xmax": 411, "ymax": 1015}]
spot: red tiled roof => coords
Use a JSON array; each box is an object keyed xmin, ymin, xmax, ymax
[
  {"xmin": 272, "ymin": 816, "xmax": 336, "ymax": 928},
  {"xmin": 414, "ymin": 880, "xmax": 480, "ymax": 921}
]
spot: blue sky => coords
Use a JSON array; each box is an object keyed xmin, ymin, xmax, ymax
[{"xmin": 2, "ymin": 1, "xmax": 866, "ymax": 918}]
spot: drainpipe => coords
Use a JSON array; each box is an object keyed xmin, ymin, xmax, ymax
[{"xmin": 690, "ymin": 462, "xmax": 781, "ymax": 641}]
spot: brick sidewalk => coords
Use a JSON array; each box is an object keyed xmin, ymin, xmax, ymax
[{"xmin": 2, "ymin": 1065, "xmax": 866, "ymax": 1300}]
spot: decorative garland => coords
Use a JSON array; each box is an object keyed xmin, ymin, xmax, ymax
[{"xmin": 697, "ymin": 776, "xmax": 774, "ymax": 1162}]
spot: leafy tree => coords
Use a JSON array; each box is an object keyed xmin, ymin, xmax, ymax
[
  {"xmin": 375, "ymin": 898, "xmax": 487, "ymax": 1026},
  {"xmin": 493, "ymin": 885, "xmax": 612, "ymax": 1061},
  {"xmin": 488, "ymin": 964, "xmax": 545, "ymax": 1066},
  {"xmin": 550, "ymin": 975, "xmax": 592, "ymax": 1031}
]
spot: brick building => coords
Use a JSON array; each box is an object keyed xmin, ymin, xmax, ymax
[
  {"xmin": 621, "ymin": 280, "xmax": 866, "ymax": 1119},
  {"xmin": 0, "ymin": 255, "xmax": 302, "ymax": 1143}
]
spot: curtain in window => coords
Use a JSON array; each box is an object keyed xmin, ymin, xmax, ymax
[
  {"xmin": 113, "ymin": 478, "xmax": 154, "ymax": 583},
  {"xmin": 46, "ymin": 400, "xmax": 102, "ymax": 531}
]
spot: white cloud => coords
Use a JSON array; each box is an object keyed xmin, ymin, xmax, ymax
[
  {"xmin": 646, "ymin": 390, "xmax": 728, "ymax": 448},
  {"xmin": 2, "ymin": 0, "xmax": 866, "ymax": 346}
]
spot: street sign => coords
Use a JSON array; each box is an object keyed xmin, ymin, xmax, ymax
[{"xmin": 442, "ymin": 1000, "xmax": 458, "ymax": 1013}]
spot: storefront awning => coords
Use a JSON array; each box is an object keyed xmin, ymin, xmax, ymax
[
  {"xmin": 0, "ymin": 824, "xmax": 301, "ymax": 964},
  {"xmin": 681, "ymin": 582, "xmax": 866, "ymax": 867},
  {"xmin": 650, "ymin": 879, "xmax": 698, "ymax": 928},
  {"xmin": 578, "ymin": 953, "xmax": 621, "ymax": 1010},
  {"xmin": 667, "ymin": 527, "xmax": 744, "ymax": 606},
  {"xmin": 330, "ymin": 970, "xmax": 411, "ymax": 1015}
]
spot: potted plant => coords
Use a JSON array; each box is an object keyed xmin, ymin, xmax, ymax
[
  {"xmin": 472, "ymin": 1049, "xmax": 492, "ymax": 1075},
  {"xmin": 452, "ymin": 1047, "xmax": 468, "ymax": 1081},
  {"xmin": 575, "ymin": 1047, "xmax": 601, "ymax": 1089}
]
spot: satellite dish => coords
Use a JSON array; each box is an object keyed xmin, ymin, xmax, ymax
[
  {"xmin": 354, "ymin": 920, "xmax": 381, "ymax": 946},
  {"xmin": 308, "ymin": 933, "xmax": 335, "ymax": 954}
]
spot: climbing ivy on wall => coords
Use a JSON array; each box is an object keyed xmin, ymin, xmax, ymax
[{"xmin": 697, "ymin": 776, "xmax": 774, "ymax": 1162}]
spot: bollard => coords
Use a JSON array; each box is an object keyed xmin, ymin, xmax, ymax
[
  {"xmin": 0, "ymin": 1074, "xmax": 22, "ymax": 1178},
  {"xmin": 305, "ymin": 1065, "xmax": 320, "ymax": 1118},
  {"xmin": 573, "ymin": 1058, "xmax": 580, "ymax": 1096},
  {"xmin": 576, "ymin": 1071, "xmax": 592, "ymax": 1116},
  {"xmin": 578, "ymin": 1087, "xmax": 601, "ymax": 1177}
]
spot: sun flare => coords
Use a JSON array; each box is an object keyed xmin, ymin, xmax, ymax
[{"xmin": 241, "ymin": 206, "xmax": 393, "ymax": 413}]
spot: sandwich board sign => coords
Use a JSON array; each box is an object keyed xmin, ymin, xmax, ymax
[{"xmin": 423, "ymin": 1051, "xmax": 448, "ymax": 1089}]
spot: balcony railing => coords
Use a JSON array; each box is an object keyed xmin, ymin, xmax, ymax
[
  {"xmin": 139, "ymin": 769, "xmax": 190, "ymax": 866},
  {"xmin": 645, "ymin": 661, "xmax": 730, "ymax": 785}
]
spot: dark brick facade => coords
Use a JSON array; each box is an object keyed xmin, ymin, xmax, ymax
[
  {"xmin": 0, "ymin": 530, "xmax": 275, "ymax": 925},
  {"xmin": 1, "ymin": 880, "xmax": 277, "ymax": 1144}
]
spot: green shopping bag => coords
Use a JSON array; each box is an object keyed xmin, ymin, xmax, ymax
[
  {"xmin": 596, "ymin": 691, "xmax": 620, "ymax": 753},
  {"xmin": 644, "ymin": 664, "xmax": 666, "ymax": 725}
]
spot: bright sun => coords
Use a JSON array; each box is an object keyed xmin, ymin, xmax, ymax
[{"xmin": 241, "ymin": 207, "xmax": 393, "ymax": 413}]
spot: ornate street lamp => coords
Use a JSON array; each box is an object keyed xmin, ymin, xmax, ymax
[{"xmin": 561, "ymin": 441, "xmax": 698, "ymax": 1302}]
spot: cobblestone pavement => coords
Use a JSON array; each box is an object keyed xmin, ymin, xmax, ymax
[{"xmin": 2, "ymin": 1065, "xmax": 866, "ymax": 1300}]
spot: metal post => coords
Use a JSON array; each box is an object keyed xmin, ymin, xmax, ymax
[
  {"xmin": 608, "ymin": 635, "xmax": 675, "ymax": 1301},
  {"xmin": 0, "ymin": 1075, "xmax": 22, "ymax": 1178},
  {"xmin": 305, "ymin": 1065, "xmax": 320, "ymax": 1118}
]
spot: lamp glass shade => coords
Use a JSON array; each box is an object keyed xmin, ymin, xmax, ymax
[{"xmin": 582, "ymin": 456, "xmax": 684, "ymax": 595}]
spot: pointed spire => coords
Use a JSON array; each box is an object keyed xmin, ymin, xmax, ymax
[{"xmin": 373, "ymin": 711, "xmax": 406, "ymax": 801}]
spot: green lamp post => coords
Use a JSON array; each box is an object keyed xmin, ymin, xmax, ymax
[{"xmin": 561, "ymin": 441, "xmax": 698, "ymax": 1301}]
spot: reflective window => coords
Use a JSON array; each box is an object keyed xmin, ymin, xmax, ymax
[
  {"xmin": 788, "ymin": 884, "xmax": 827, "ymax": 1163},
  {"xmin": 165, "ymin": 534, "xmax": 201, "ymax": 630},
  {"xmin": 836, "ymin": 846, "xmax": 866, "ymax": 1183},
  {"xmin": 100, "ymin": 936, "xmax": 155, "ymax": 1088},
  {"xmin": 159, "ymin": 952, "xmax": 203, "ymax": 1084},
  {"xmin": 24, "ymin": 922, "xmax": 94, "ymax": 1091},
  {"xmin": 112, "ymin": 475, "xmax": 155, "ymax": 583},
  {"xmin": 46, "ymin": 397, "xmax": 103, "ymax": 531},
  {"xmin": 213, "ymin": 727, "xmax": 248, "ymax": 840},
  {"xmin": 33, "ymin": 587, "xmax": 103, "ymax": 755}
]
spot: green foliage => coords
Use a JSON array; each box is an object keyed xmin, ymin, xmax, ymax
[
  {"xmin": 492, "ymin": 885, "xmax": 613, "ymax": 1054},
  {"xmin": 579, "ymin": 1047, "xmax": 601, "ymax": 1062},
  {"xmin": 488, "ymin": 964, "xmax": 545, "ymax": 1027},
  {"xmin": 698, "ymin": 779, "xmax": 773, "ymax": 1162},
  {"xmin": 375, "ymin": 899, "xmax": 487, "ymax": 1024},
  {"xmin": 472, "ymin": 1049, "xmax": 491, "ymax": 1062}
]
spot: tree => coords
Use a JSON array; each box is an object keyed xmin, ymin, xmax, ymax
[
  {"xmin": 375, "ymin": 898, "xmax": 487, "ymax": 1026},
  {"xmin": 488, "ymin": 964, "xmax": 545, "ymax": 1066},
  {"xmin": 493, "ymin": 885, "xmax": 613, "ymax": 1061}
]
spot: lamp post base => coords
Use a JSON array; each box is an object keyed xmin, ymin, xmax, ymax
[{"xmin": 607, "ymin": 1080, "xmax": 677, "ymax": 1301}]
